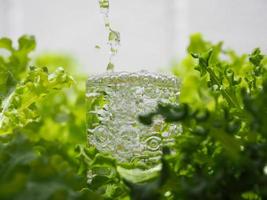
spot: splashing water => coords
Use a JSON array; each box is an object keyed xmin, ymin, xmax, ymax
[
  {"xmin": 87, "ymin": 71, "xmax": 181, "ymax": 183},
  {"xmin": 98, "ymin": 0, "xmax": 120, "ymax": 71}
]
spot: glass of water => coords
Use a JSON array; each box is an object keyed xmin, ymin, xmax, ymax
[{"xmin": 86, "ymin": 71, "xmax": 180, "ymax": 183}]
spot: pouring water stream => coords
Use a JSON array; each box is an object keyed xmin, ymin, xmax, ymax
[{"xmin": 98, "ymin": 0, "xmax": 120, "ymax": 71}]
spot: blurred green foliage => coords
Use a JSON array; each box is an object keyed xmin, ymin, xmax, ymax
[
  {"xmin": 140, "ymin": 33, "xmax": 267, "ymax": 199},
  {"xmin": 1, "ymin": 33, "xmax": 267, "ymax": 200},
  {"xmin": 0, "ymin": 36, "xmax": 99, "ymax": 200}
]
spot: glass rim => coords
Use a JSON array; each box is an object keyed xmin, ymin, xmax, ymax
[{"xmin": 87, "ymin": 70, "xmax": 181, "ymax": 89}]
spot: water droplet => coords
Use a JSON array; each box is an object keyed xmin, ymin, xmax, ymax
[{"xmin": 106, "ymin": 62, "xmax": 114, "ymax": 72}]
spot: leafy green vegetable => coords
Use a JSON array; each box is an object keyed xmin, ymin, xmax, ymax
[
  {"xmin": 1, "ymin": 33, "xmax": 267, "ymax": 200},
  {"xmin": 0, "ymin": 35, "xmax": 36, "ymax": 97},
  {"xmin": 0, "ymin": 66, "xmax": 73, "ymax": 135},
  {"xmin": 139, "ymin": 34, "xmax": 267, "ymax": 199},
  {"xmin": 0, "ymin": 36, "xmax": 95, "ymax": 199}
]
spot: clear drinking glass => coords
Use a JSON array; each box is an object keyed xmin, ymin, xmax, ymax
[{"xmin": 86, "ymin": 71, "xmax": 181, "ymax": 183}]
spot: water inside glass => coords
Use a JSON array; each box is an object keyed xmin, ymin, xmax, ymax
[{"xmin": 86, "ymin": 70, "xmax": 181, "ymax": 183}]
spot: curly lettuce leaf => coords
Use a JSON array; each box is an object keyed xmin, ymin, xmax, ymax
[{"xmin": 0, "ymin": 67, "xmax": 73, "ymax": 135}]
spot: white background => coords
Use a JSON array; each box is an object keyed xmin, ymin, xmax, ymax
[{"xmin": 0, "ymin": 0, "xmax": 267, "ymax": 73}]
